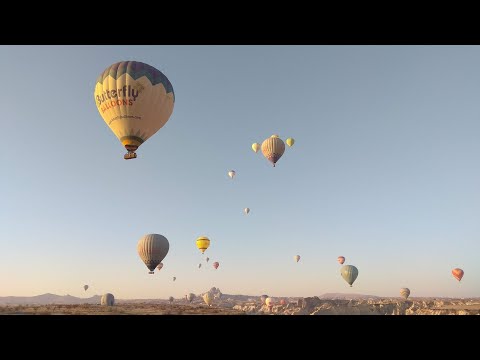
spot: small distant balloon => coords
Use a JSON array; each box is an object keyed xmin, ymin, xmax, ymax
[
  {"xmin": 83, "ymin": 285, "xmax": 89, "ymax": 291},
  {"xmin": 157, "ymin": 263, "xmax": 164, "ymax": 271},
  {"xmin": 337, "ymin": 256, "xmax": 345, "ymax": 265},
  {"xmin": 168, "ymin": 296, "xmax": 174, "ymax": 303},
  {"xmin": 265, "ymin": 297, "xmax": 274, "ymax": 310},
  {"xmin": 294, "ymin": 255, "xmax": 301, "ymax": 263},
  {"xmin": 203, "ymin": 292, "xmax": 213, "ymax": 306},
  {"xmin": 452, "ymin": 268, "xmax": 464, "ymax": 282},
  {"xmin": 173, "ymin": 276, "xmax": 176, "ymax": 282},
  {"xmin": 228, "ymin": 170, "xmax": 236, "ymax": 179},
  {"xmin": 400, "ymin": 288, "xmax": 410, "ymax": 300},
  {"xmin": 101, "ymin": 293, "xmax": 115, "ymax": 306},
  {"xmin": 340, "ymin": 265, "xmax": 359, "ymax": 287},
  {"xmin": 206, "ymin": 257, "xmax": 210, "ymax": 262},
  {"xmin": 260, "ymin": 295, "xmax": 268, "ymax": 305},
  {"xmin": 252, "ymin": 143, "xmax": 261, "ymax": 153},
  {"xmin": 198, "ymin": 263, "xmax": 202, "ymax": 269},
  {"xmin": 286, "ymin": 138, "xmax": 295, "ymax": 147},
  {"xmin": 213, "ymin": 262, "xmax": 219, "ymax": 270},
  {"xmin": 244, "ymin": 208, "xmax": 250, "ymax": 215},
  {"xmin": 196, "ymin": 236, "xmax": 210, "ymax": 254}
]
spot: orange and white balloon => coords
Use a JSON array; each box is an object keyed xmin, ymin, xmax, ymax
[{"xmin": 452, "ymin": 268, "xmax": 464, "ymax": 282}]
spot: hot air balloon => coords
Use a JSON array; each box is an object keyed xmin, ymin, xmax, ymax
[
  {"xmin": 260, "ymin": 295, "xmax": 269, "ymax": 305},
  {"xmin": 94, "ymin": 61, "xmax": 175, "ymax": 160},
  {"xmin": 83, "ymin": 285, "xmax": 89, "ymax": 291},
  {"xmin": 196, "ymin": 236, "xmax": 210, "ymax": 254},
  {"xmin": 206, "ymin": 257, "xmax": 210, "ymax": 262},
  {"xmin": 400, "ymin": 288, "xmax": 410, "ymax": 300},
  {"xmin": 157, "ymin": 263, "xmax": 164, "ymax": 271},
  {"xmin": 294, "ymin": 255, "xmax": 301, "ymax": 263},
  {"xmin": 452, "ymin": 268, "xmax": 464, "ymax": 282},
  {"xmin": 187, "ymin": 293, "xmax": 196, "ymax": 303},
  {"xmin": 337, "ymin": 256, "xmax": 345, "ymax": 265},
  {"xmin": 252, "ymin": 143, "xmax": 261, "ymax": 153},
  {"xmin": 198, "ymin": 263, "xmax": 202, "ymax": 269},
  {"xmin": 173, "ymin": 276, "xmax": 176, "ymax": 282},
  {"xmin": 137, "ymin": 234, "xmax": 169, "ymax": 274},
  {"xmin": 265, "ymin": 297, "xmax": 274, "ymax": 312},
  {"xmin": 244, "ymin": 208, "xmax": 250, "ymax": 215},
  {"xmin": 340, "ymin": 265, "xmax": 359, "ymax": 287},
  {"xmin": 203, "ymin": 292, "xmax": 213, "ymax": 306},
  {"xmin": 286, "ymin": 138, "xmax": 295, "ymax": 147},
  {"xmin": 228, "ymin": 170, "xmax": 236, "ymax": 179},
  {"xmin": 213, "ymin": 262, "xmax": 219, "ymax": 270},
  {"xmin": 101, "ymin": 293, "xmax": 115, "ymax": 306},
  {"xmin": 168, "ymin": 296, "xmax": 174, "ymax": 304},
  {"xmin": 261, "ymin": 135, "xmax": 286, "ymax": 167}
]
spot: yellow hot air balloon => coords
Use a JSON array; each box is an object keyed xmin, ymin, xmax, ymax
[
  {"xmin": 94, "ymin": 61, "xmax": 175, "ymax": 160},
  {"xmin": 196, "ymin": 236, "xmax": 210, "ymax": 254},
  {"xmin": 286, "ymin": 138, "xmax": 295, "ymax": 147},
  {"xmin": 252, "ymin": 143, "xmax": 261, "ymax": 153},
  {"xmin": 261, "ymin": 135, "xmax": 286, "ymax": 167}
]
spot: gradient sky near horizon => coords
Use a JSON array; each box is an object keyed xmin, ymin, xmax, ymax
[{"xmin": 1, "ymin": 45, "xmax": 480, "ymax": 299}]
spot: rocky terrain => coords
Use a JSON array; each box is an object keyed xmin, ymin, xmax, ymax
[{"xmin": 1, "ymin": 287, "xmax": 479, "ymax": 315}]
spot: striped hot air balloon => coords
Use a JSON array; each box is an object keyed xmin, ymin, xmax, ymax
[
  {"xmin": 137, "ymin": 234, "xmax": 169, "ymax": 274},
  {"xmin": 337, "ymin": 256, "xmax": 345, "ymax": 265},
  {"xmin": 196, "ymin": 236, "xmax": 210, "ymax": 254},
  {"xmin": 340, "ymin": 265, "xmax": 359, "ymax": 287},
  {"xmin": 101, "ymin": 293, "xmax": 115, "ymax": 306},
  {"xmin": 400, "ymin": 288, "xmax": 410, "ymax": 300},
  {"xmin": 452, "ymin": 268, "xmax": 464, "ymax": 282},
  {"xmin": 261, "ymin": 135, "xmax": 286, "ymax": 167},
  {"xmin": 94, "ymin": 61, "xmax": 175, "ymax": 160}
]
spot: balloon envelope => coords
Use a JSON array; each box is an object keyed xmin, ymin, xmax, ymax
[
  {"xmin": 213, "ymin": 262, "xmax": 219, "ymax": 269},
  {"xmin": 157, "ymin": 262, "xmax": 164, "ymax": 271},
  {"xmin": 101, "ymin": 293, "xmax": 115, "ymax": 306},
  {"xmin": 400, "ymin": 288, "xmax": 410, "ymax": 299},
  {"xmin": 83, "ymin": 285, "xmax": 89, "ymax": 291},
  {"xmin": 286, "ymin": 138, "xmax": 295, "ymax": 147},
  {"xmin": 196, "ymin": 236, "xmax": 210, "ymax": 254},
  {"xmin": 228, "ymin": 170, "xmax": 236, "ymax": 179},
  {"xmin": 252, "ymin": 143, "xmax": 261, "ymax": 153},
  {"xmin": 244, "ymin": 208, "xmax": 250, "ymax": 215},
  {"xmin": 340, "ymin": 265, "xmax": 359, "ymax": 287},
  {"xmin": 260, "ymin": 295, "xmax": 268, "ymax": 304},
  {"xmin": 203, "ymin": 292, "xmax": 213, "ymax": 306},
  {"xmin": 452, "ymin": 268, "xmax": 464, "ymax": 282},
  {"xmin": 265, "ymin": 297, "xmax": 274, "ymax": 307},
  {"xmin": 261, "ymin": 135, "xmax": 286, "ymax": 167},
  {"xmin": 137, "ymin": 234, "xmax": 169, "ymax": 273},
  {"xmin": 294, "ymin": 255, "xmax": 301, "ymax": 263},
  {"xmin": 94, "ymin": 61, "xmax": 175, "ymax": 159},
  {"xmin": 173, "ymin": 276, "xmax": 176, "ymax": 281},
  {"xmin": 337, "ymin": 256, "xmax": 345, "ymax": 265}
]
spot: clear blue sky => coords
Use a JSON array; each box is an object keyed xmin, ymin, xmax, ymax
[{"xmin": 1, "ymin": 45, "xmax": 480, "ymax": 299}]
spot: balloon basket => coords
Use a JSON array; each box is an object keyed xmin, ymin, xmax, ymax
[
  {"xmin": 124, "ymin": 152, "xmax": 137, "ymax": 160},
  {"xmin": 148, "ymin": 271, "xmax": 154, "ymax": 274}
]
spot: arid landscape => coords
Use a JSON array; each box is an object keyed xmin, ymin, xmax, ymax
[{"xmin": 1, "ymin": 288, "xmax": 479, "ymax": 315}]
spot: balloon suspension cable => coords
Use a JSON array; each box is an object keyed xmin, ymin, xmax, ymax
[{"xmin": 124, "ymin": 151, "xmax": 137, "ymax": 160}]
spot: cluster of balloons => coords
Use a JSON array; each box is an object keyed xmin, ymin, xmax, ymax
[
  {"xmin": 93, "ymin": 61, "xmax": 466, "ymax": 306},
  {"xmin": 251, "ymin": 135, "xmax": 295, "ymax": 167}
]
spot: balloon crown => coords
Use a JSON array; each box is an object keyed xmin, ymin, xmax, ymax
[{"xmin": 270, "ymin": 134, "xmax": 280, "ymax": 138}]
